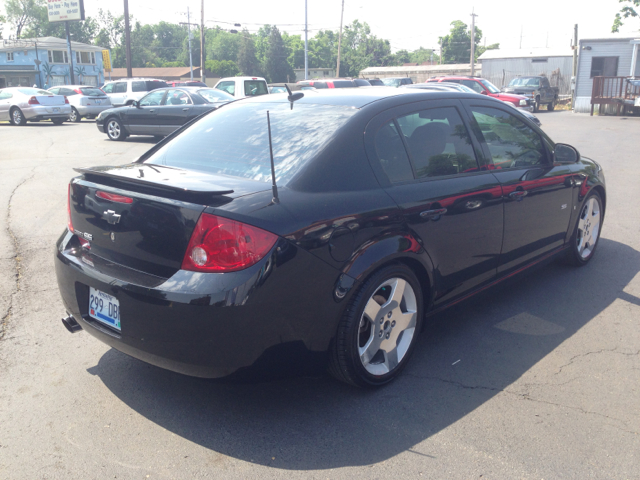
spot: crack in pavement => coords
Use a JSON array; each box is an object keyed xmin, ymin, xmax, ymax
[
  {"xmin": 555, "ymin": 348, "xmax": 640, "ymax": 375},
  {"xmin": 1, "ymin": 171, "xmax": 36, "ymax": 342}
]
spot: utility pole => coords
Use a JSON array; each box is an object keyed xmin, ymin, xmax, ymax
[
  {"xmin": 124, "ymin": 0, "xmax": 132, "ymax": 78},
  {"xmin": 65, "ymin": 21, "xmax": 75, "ymax": 84},
  {"xmin": 519, "ymin": 25, "xmax": 523, "ymax": 49},
  {"xmin": 201, "ymin": 0, "xmax": 205, "ymax": 83},
  {"xmin": 336, "ymin": 0, "xmax": 345, "ymax": 77},
  {"xmin": 187, "ymin": 8, "xmax": 193, "ymax": 81},
  {"xmin": 572, "ymin": 24, "xmax": 578, "ymax": 109},
  {"xmin": 304, "ymin": 0, "xmax": 308, "ymax": 80},
  {"xmin": 470, "ymin": 10, "xmax": 478, "ymax": 76},
  {"xmin": 439, "ymin": 38, "xmax": 443, "ymax": 64}
]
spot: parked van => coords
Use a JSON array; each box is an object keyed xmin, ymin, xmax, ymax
[{"xmin": 214, "ymin": 77, "xmax": 269, "ymax": 98}]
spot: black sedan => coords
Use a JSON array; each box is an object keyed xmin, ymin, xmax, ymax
[
  {"xmin": 96, "ymin": 87, "xmax": 234, "ymax": 141},
  {"xmin": 56, "ymin": 89, "xmax": 605, "ymax": 387}
]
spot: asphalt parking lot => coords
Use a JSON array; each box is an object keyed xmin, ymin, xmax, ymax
[{"xmin": 0, "ymin": 111, "xmax": 639, "ymax": 479}]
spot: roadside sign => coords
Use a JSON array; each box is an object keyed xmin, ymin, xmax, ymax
[
  {"xmin": 47, "ymin": 0, "xmax": 86, "ymax": 23},
  {"xmin": 102, "ymin": 50, "xmax": 112, "ymax": 72}
]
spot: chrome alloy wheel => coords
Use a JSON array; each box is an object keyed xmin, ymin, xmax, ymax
[
  {"xmin": 357, "ymin": 277, "xmax": 418, "ymax": 375},
  {"xmin": 11, "ymin": 108, "xmax": 24, "ymax": 125},
  {"xmin": 107, "ymin": 119, "xmax": 121, "ymax": 139},
  {"xmin": 576, "ymin": 196, "xmax": 601, "ymax": 259}
]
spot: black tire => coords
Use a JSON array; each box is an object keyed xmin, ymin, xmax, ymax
[
  {"xmin": 533, "ymin": 96, "xmax": 540, "ymax": 113},
  {"xmin": 69, "ymin": 107, "xmax": 81, "ymax": 122},
  {"xmin": 547, "ymin": 99, "xmax": 556, "ymax": 111},
  {"xmin": 9, "ymin": 108, "xmax": 25, "ymax": 126},
  {"xmin": 329, "ymin": 264, "xmax": 424, "ymax": 387},
  {"xmin": 105, "ymin": 117, "xmax": 127, "ymax": 141},
  {"xmin": 566, "ymin": 190, "xmax": 603, "ymax": 266},
  {"xmin": 52, "ymin": 118, "xmax": 65, "ymax": 125}
]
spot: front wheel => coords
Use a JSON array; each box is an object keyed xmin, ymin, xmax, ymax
[
  {"xmin": 106, "ymin": 117, "xmax": 127, "ymax": 141},
  {"xmin": 566, "ymin": 191, "xmax": 603, "ymax": 266},
  {"xmin": 533, "ymin": 96, "xmax": 540, "ymax": 113},
  {"xmin": 69, "ymin": 107, "xmax": 81, "ymax": 122},
  {"xmin": 10, "ymin": 108, "xmax": 25, "ymax": 126},
  {"xmin": 329, "ymin": 264, "xmax": 423, "ymax": 387},
  {"xmin": 547, "ymin": 99, "xmax": 556, "ymax": 111}
]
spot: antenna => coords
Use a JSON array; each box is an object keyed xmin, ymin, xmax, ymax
[{"xmin": 266, "ymin": 111, "xmax": 279, "ymax": 204}]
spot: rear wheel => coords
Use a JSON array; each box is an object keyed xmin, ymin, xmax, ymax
[
  {"xmin": 52, "ymin": 118, "xmax": 65, "ymax": 125},
  {"xmin": 10, "ymin": 108, "xmax": 25, "ymax": 126},
  {"xmin": 329, "ymin": 264, "xmax": 423, "ymax": 387},
  {"xmin": 533, "ymin": 96, "xmax": 540, "ymax": 113},
  {"xmin": 547, "ymin": 99, "xmax": 556, "ymax": 111},
  {"xmin": 566, "ymin": 191, "xmax": 603, "ymax": 266},
  {"xmin": 106, "ymin": 117, "xmax": 127, "ymax": 141},
  {"xmin": 69, "ymin": 107, "xmax": 81, "ymax": 122}
]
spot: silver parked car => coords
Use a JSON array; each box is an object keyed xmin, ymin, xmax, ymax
[
  {"xmin": 0, "ymin": 87, "xmax": 72, "ymax": 125},
  {"xmin": 47, "ymin": 85, "xmax": 112, "ymax": 122}
]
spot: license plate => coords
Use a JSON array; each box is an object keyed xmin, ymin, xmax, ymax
[
  {"xmin": 53, "ymin": 108, "xmax": 59, "ymax": 112},
  {"xmin": 89, "ymin": 287, "xmax": 121, "ymax": 330},
  {"xmin": 95, "ymin": 100, "xmax": 101, "ymax": 105}
]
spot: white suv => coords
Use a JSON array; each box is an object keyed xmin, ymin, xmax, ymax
[
  {"xmin": 214, "ymin": 77, "xmax": 269, "ymax": 98},
  {"xmin": 101, "ymin": 78, "xmax": 168, "ymax": 107}
]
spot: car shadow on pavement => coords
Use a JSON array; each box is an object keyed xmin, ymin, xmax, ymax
[{"xmin": 87, "ymin": 238, "xmax": 639, "ymax": 470}]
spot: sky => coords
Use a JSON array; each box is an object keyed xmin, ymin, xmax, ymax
[{"xmin": 5, "ymin": 0, "xmax": 640, "ymax": 54}]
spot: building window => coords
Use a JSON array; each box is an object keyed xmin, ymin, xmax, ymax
[
  {"xmin": 48, "ymin": 50, "xmax": 69, "ymax": 64},
  {"xmin": 75, "ymin": 51, "xmax": 96, "ymax": 64},
  {"xmin": 590, "ymin": 57, "xmax": 619, "ymax": 77},
  {"xmin": 7, "ymin": 52, "xmax": 14, "ymax": 62},
  {"xmin": 531, "ymin": 58, "xmax": 548, "ymax": 63}
]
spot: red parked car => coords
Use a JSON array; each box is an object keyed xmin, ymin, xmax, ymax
[{"xmin": 427, "ymin": 76, "xmax": 532, "ymax": 111}]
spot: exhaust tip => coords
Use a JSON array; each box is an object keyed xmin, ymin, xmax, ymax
[{"xmin": 62, "ymin": 315, "xmax": 82, "ymax": 333}]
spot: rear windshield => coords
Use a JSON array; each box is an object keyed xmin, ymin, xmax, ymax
[
  {"xmin": 244, "ymin": 80, "xmax": 268, "ymax": 96},
  {"xmin": 132, "ymin": 81, "xmax": 168, "ymax": 92},
  {"xmin": 197, "ymin": 88, "xmax": 234, "ymax": 103},
  {"xmin": 381, "ymin": 78, "xmax": 401, "ymax": 87},
  {"xmin": 144, "ymin": 102, "xmax": 358, "ymax": 183},
  {"xmin": 79, "ymin": 87, "xmax": 104, "ymax": 96},
  {"xmin": 18, "ymin": 88, "xmax": 51, "ymax": 95},
  {"xmin": 332, "ymin": 80, "xmax": 356, "ymax": 88}
]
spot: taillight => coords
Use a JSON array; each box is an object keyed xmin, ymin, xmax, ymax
[
  {"xmin": 64, "ymin": 96, "xmax": 69, "ymax": 104},
  {"xmin": 28, "ymin": 96, "xmax": 39, "ymax": 105},
  {"xmin": 96, "ymin": 191, "xmax": 133, "ymax": 204},
  {"xmin": 74, "ymin": 88, "xmax": 83, "ymax": 94},
  {"xmin": 67, "ymin": 183, "xmax": 74, "ymax": 232},
  {"xmin": 181, "ymin": 213, "xmax": 277, "ymax": 273}
]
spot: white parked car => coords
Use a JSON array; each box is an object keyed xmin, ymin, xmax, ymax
[
  {"xmin": 214, "ymin": 76, "xmax": 269, "ymax": 98},
  {"xmin": 101, "ymin": 78, "xmax": 169, "ymax": 107},
  {"xmin": 0, "ymin": 87, "xmax": 71, "ymax": 125},
  {"xmin": 47, "ymin": 85, "xmax": 112, "ymax": 122}
]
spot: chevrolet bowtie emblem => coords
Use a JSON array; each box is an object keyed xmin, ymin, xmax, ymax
[{"xmin": 104, "ymin": 210, "xmax": 121, "ymax": 225}]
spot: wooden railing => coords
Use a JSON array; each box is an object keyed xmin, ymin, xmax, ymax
[{"xmin": 591, "ymin": 76, "xmax": 640, "ymax": 115}]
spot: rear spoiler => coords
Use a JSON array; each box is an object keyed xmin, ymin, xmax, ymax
[{"xmin": 74, "ymin": 164, "xmax": 234, "ymax": 195}]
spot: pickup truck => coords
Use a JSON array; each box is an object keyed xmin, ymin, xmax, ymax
[
  {"xmin": 502, "ymin": 76, "xmax": 559, "ymax": 112},
  {"xmin": 214, "ymin": 76, "xmax": 269, "ymax": 98}
]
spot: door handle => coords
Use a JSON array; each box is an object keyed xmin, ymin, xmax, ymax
[
  {"xmin": 508, "ymin": 190, "xmax": 528, "ymax": 200},
  {"xmin": 182, "ymin": 108, "xmax": 189, "ymax": 111},
  {"xmin": 149, "ymin": 109, "xmax": 155, "ymax": 113},
  {"xmin": 420, "ymin": 208, "xmax": 447, "ymax": 218}
]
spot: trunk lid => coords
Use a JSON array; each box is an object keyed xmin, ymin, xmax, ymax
[
  {"xmin": 36, "ymin": 94, "xmax": 65, "ymax": 106},
  {"xmin": 69, "ymin": 164, "xmax": 268, "ymax": 278}
]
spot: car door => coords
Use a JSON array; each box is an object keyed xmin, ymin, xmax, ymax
[
  {"xmin": 540, "ymin": 77, "xmax": 552, "ymax": 102},
  {"xmin": 463, "ymin": 101, "xmax": 574, "ymax": 275},
  {"xmin": 110, "ymin": 81, "xmax": 128, "ymax": 106},
  {"xmin": 155, "ymin": 89, "xmax": 192, "ymax": 135},
  {"xmin": 123, "ymin": 89, "xmax": 165, "ymax": 134},
  {"xmin": 0, "ymin": 90, "xmax": 13, "ymax": 120},
  {"xmin": 365, "ymin": 100, "xmax": 504, "ymax": 306}
]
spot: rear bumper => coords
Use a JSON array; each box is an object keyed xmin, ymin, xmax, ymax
[
  {"xmin": 54, "ymin": 229, "xmax": 350, "ymax": 378},
  {"xmin": 22, "ymin": 104, "xmax": 71, "ymax": 119},
  {"xmin": 76, "ymin": 105, "xmax": 112, "ymax": 116}
]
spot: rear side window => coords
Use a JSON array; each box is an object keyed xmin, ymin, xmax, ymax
[
  {"xmin": 146, "ymin": 81, "xmax": 168, "ymax": 91},
  {"xmin": 332, "ymin": 80, "xmax": 356, "ymax": 88},
  {"xmin": 132, "ymin": 81, "xmax": 146, "ymax": 92},
  {"xmin": 469, "ymin": 106, "xmax": 547, "ymax": 169},
  {"xmin": 460, "ymin": 80, "xmax": 484, "ymax": 93},
  {"xmin": 145, "ymin": 103, "xmax": 358, "ymax": 183},
  {"xmin": 79, "ymin": 87, "xmax": 103, "ymax": 96},
  {"xmin": 216, "ymin": 81, "xmax": 235, "ymax": 96},
  {"xmin": 244, "ymin": 80, "xmax": 268, "ymax": 96},
  {"xmin": 396, "ymin": 107, "xmax": 479, "ymax": 178},
  {"xmin": 114, "ymin": 82, "xmax": 127, "ymax": 93},
  {"xmin": 375, "ymin": 122, "xmax": 414, "ymax": 183}
]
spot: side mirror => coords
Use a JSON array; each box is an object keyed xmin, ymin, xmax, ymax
[
  {"xmin": 554, "ymin": 143, "xmax": 580, "ymax": 164},
  {"xmin": 131, "ymin": 100, "xmax": 139, "ymax": 108},
  {"xmin": 480, "ymin": 90, "xmax": 488, "ymax": 95}
]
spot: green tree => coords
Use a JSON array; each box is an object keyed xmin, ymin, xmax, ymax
[
  {"xmin": 1, "ymin": 14, "xmax": 8, "ymax": 39},
  {"xmin": 94, "ymin": 10, "xmax": 125, "ymax": 66},
  {"xmin": 439, "ymin": 20, "xmax": 483, "ymax": 64},
  {"xmin": 206, "ymin": 27, "xmax": 242, "ymax": 62},
  {"xmin": 4, "ymin": 0, "xmax": 44, "ymax": 38},
  {"xmin": 264, "ymin": 26, "xmax": 294, "ymax": 82},
  {"xmin": 476, "ymin": 42, "xmax": 500, "ymax": 59},
  {"xmin": 409, "ymin": 47, "xmax": 440, "ymax": 65},
  {"xmin": 613, "ymin": 0, "xmax": 640, "ymax": 31},
  {"xmin": 237, "ymin": 29, "xmax": 261, "ymax": 76},
  {"xmin": 205, "ymin": 59, "xmax": 239, "ymax": 77},
  {"xmin": 339, "ymin": 20, "xmax": 393, "ymax": 76}
]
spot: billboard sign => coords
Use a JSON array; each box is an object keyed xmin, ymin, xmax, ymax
[
  {"xmin": 102, "ymin": 50, "xmax": 112, "ymax": 72},
  {"xmin": 47, "ymin": 0, "xmax": 86, "ymax": 23}
]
